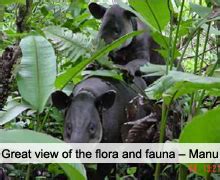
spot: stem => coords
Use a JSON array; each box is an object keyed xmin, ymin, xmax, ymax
[
  {"xmin": 177, "ymin": 29, "xmax": 198, "ymax": 70},
  {"xmin": 199, "ymin": 22, "xmax": 211, "ymax": 75},
  {"xmin": 154, "ymin": 90, "xmax": 178, "ymax": 180},
  {"xmin": 168, "ymin": 0, "xmax": 173, "ymax": 72},
  {"xmin": 196, "ymin": 30, "xmax": 220, "ymax": 112},
  {"xmin": 35, "ymin": 112, "xmax": 40, "ymax": 131},
  {"xmin": 205, "ymin": 172, "xmax": 211, "ymax": 180},
  {"xmin": 159, "ymin": 103, "xmax": 169, "ymax": 143},
  {"xmin": 154, "ymin": 103, "xmax": 169, "ymax": 180},
  {"xmin": 38, "ymin": 106, "xmax": 52, "ymax": 132},
  {"xmin": 170, "ymin": 0, "xmax": 185, "ymax": 70},
  {"xmin": 16, "ymin": 0, "xmax": 33, "ymax": 33},
  {"xmin": 195, "ymin": 90, "xmax": 205, "ymax": 114},
  {"xmin": 194, "ymin": 30, "xmax": 201, "ymax": 74},
  {"xmin": 178, "ymin": 165, "xmax": 188, "ymax": 180},
  {"xmin": 189, "ymin": 30, "xmax": 201, "ymax": 119},
  {"xmin": 25, "ymin": 164, "xmax": 31, "ymax": 180}
]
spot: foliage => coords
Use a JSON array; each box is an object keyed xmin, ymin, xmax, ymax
[
  {"xmin": 180, "ymin": 107, "xmax": 220, "ymax": 176},
  {"xmin": 0, "ymin": 0, "xmax": 220, "ymax": 179},
  {"xmin": 145, "ymin": 71, "xmax": 220, "ymax": 104},
  {"xmin": 0, "ymin": 129, "xmax": 87, "ymax": 179},
  {"xmin": 17, "ymin": 35, "xmax": 56, "ymax": 112},
  {"xmin": 43, "ymin": 26, "xmax": 93, "ymax": 62}
]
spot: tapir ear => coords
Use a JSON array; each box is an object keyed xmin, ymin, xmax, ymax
[
  {"xmin": 51, "ymin": 91, "xmax": 71, "ymax": 110},
  {"xmin": 89, "ymin": 3, "xmax": 107, "ymax": 19},
  {"xmin": 96, "ymin": 90, "xmax": 116, "ymax": 110},
  {"xmin": 124, "ymin": 10, "xmax": 136, "ymax": 18}
]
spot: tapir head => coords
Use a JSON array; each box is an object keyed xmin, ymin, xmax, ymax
[
  {"xmin": 51, "ymin": 90, "xmax": 116, "ymax": 143},
  {"xmin": 89, "ymin": 3, "xmax": 136, "ymax": 48}
]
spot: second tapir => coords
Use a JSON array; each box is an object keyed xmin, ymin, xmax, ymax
[
  {"xmin": 52, "ymin": 77, "xmax": 145, "ymax": 143},
  {"xmin": 89, "ymin": 3, "xmax": 165, "ymax": 78}
]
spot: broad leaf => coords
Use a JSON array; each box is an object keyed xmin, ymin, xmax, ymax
[
  {"xmin": 0, "ymin": 129, "xmax": 63, "ymax": 143},
  {"xmin": 17, "ymin": 35, "xmax": 56, "ymax": 112},
  {"xmin": 0, "ymin": 129, "xmax": 86, "ymax": 179},
  {"xmin": 202, "ymin": 24, "xmax": 220, "ymax": 35},
  {"xmin": 180, "ymin": 108, "xmax": 220, "ymax": 143},
  {"xmin": 140, "ymin": 63, "xmax": 168, "ymax": 77},
  {"xmin": 129, "ymin": 0, "xmax": 170, "ymax": 31},
  {"xmin": 145, "ymin": 71, "xmax": 220, "ymax": 104},
  {"xmin": 190, "ymin": 3, "xmax": 211, "ymax": 18},
  {"xmin": 179, "ymin": 108, "xmax": 220, "ymax": 176},
  {"xmin": 83, "ymin": 70, "xmax": 123, "ymax": 81},
  {"xmin": 55, "ymin": 31, "xmax": 143, "ymax": 89},
  {"xmin": 43, "ymin": 26, "xmax": 92, "ymax": 62},
  {"xmin": 0, "ymin": 100, "xmax": 30, "ymax": 125},
  {"xmin": 0, "ymin": 0, "xmax": 25, "ymax": 5},
  {"xmin": 59, "ymin": 164, "xmax": 87, "ymax": 180},
  {"xmin": 0, "ymin": 5, "xmax": 4, "ymax": 21}
]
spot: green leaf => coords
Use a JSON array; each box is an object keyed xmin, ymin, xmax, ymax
[
  {"xmin": 43, "ymin": 26, "xmax": 92, "ymax": 62},
  {"xmin": 0, "ymin": 100, "xmax": 30, "ymax": 125},
  {"xmin": 0, "ymin": 129, "xmax": 62, "ymax": 143},
  {"xmin": 59, "ymin": 164, "xmax": 87, "ymax": 180},
  {"xmin": 129, "ymin": 0, "xmax": 170, "ymax": 31},
  {"xmin": 0, "ymin": 130, "xmax": 86, "ymax": 179},
  {"xmin": 0, "ymin": 0, "xmax": 25, "ymax": 5},
  {"xmin": 190, "ymin": 3, "xmax": 212, "ymax": 18},
  {"xmin": 178, "ymin": 19, "xmax": 193, "ymax": 37},
  {"xmin": 55, "ymin": 31, "xmax": 143, "ymax": 89},
  {"xmin": 83, "ymin": 70, "xmax": 123, "ymax": 81},
  {"xmin": 140, "ymin": 63, "xmax": 168, "ymax": 77},
  {"xmin": 180, "ymin": 108, "xmax": 220, "ymax": 143},
  {"xmin": 116, "ymin": 0, "xmax": 151, "ymax": 28},
  {"xmin": 127, "ymin": 167, "xmax": 137, "ymax": 175},
  {"xmin": 151, "ymin": 32, "xmax": 169, "ymax": 49},
  {"xmin": 17, "ymin": 35, "xmax": 56, "ymax": 112},
  {"xmin": 202, "ymin": 23, "xmax": 220, "ymax": 35},
  {"xmin": 179, "ymin": 108, "xmax": 220, "ymax": 176},
  {"xmin": 145, "ymin": 71, "xmax": 220, "ymax": 104},
  {"xmin": 0, "ymin": 5, "xmax": 4, "ymax": 21}
]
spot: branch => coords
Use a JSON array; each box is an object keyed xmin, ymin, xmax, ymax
[
  {"xmin": 182, "ymin": 46, "xmax": 217, "ymax": 60},
  {"xmin": 16, "ymin": 0, "xmax": 33, "ymax": 33}
]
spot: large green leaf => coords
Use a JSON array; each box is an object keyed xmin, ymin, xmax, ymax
[
  {"xmin": 0, "ymin": 5, "xmax": 4, "ymax": 21},
  {"xmin": 0, "ymin": 100, "xmax": 30, "ymax": 125},
  {"xmin": 190, "ymin": 3, "xmax": 211, "ymax": 18},
  {"xmin": 0, "ymin": 0, "xmax": 25, "ymax": 5},
  {"xmin": 17, "ymin": 35, "xmax": 56, "ymax": 112},
  {"xmin": 180, "ymin": 108, "xmax": 220, "ymax": 143},
  {"xmin": 59, "ymin": 164, "xmax": 87, "ymax": 180},
  {"xmin": 145, "ymin": 71, "xmax": 220, "ymax": 104},
  {"xmin": 43, "ymin": 26, "xmax": 92, "ymax": 62},
  {"xmin": 55, "ymin": 31, "xmax": 143, "ymax": 89},
  {"xmin": 83, "ymin": 70, "xmax": 123, "ymax": 81},
  {"xmin": 129, "ymin": 0, "xmax": 170, "ymax": 31},
  {"xmin": 140, "ymin": 63, "xmax": 168, "ymax": 77},
  {"xmin": 0, "ymin": 129, "xmax": 62, "ymax": 143},
  {"xmin": 179, "ymin": 108, "xmax": 220, "ymax": 176},
  {"xmin": 0, "ymin": 129, "xmax": 86, "ymax": 179}
]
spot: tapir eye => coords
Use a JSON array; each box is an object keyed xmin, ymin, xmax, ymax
[
  {"xmin": 88, "ymin": 122, "xmax": 96, "ymax": 136},
  {"xmin": 66, "ymin": 122, "xmax": 72, "ymax": 138},
  {"xmin": 114, "ymin": 28, "xmax": 120, "ymax": 35}
]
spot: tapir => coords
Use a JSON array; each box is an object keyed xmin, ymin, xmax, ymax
[
  {"xmin": 88, "ymin": 3, "xmax": 165, "ymax": 78},
  {"xmin": 52, "ymin": 77, "xmax": 146, "ymax": 179},
  {"xmin": 52, "ymin": 77, "xmax": 145, "ymax": 143}
]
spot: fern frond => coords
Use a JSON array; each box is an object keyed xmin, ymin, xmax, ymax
[{"xmin": 43, "ymin": 26, "xmax": 93, "ymax": 62}]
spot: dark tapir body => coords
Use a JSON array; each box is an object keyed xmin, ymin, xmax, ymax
[
  {"xmin": 89, "ymin": 3, "xmax": 165, "ymax": 77},
  {"xmin": 52, "ymin": 77, "xmax": 145, "ymax": 143}
]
